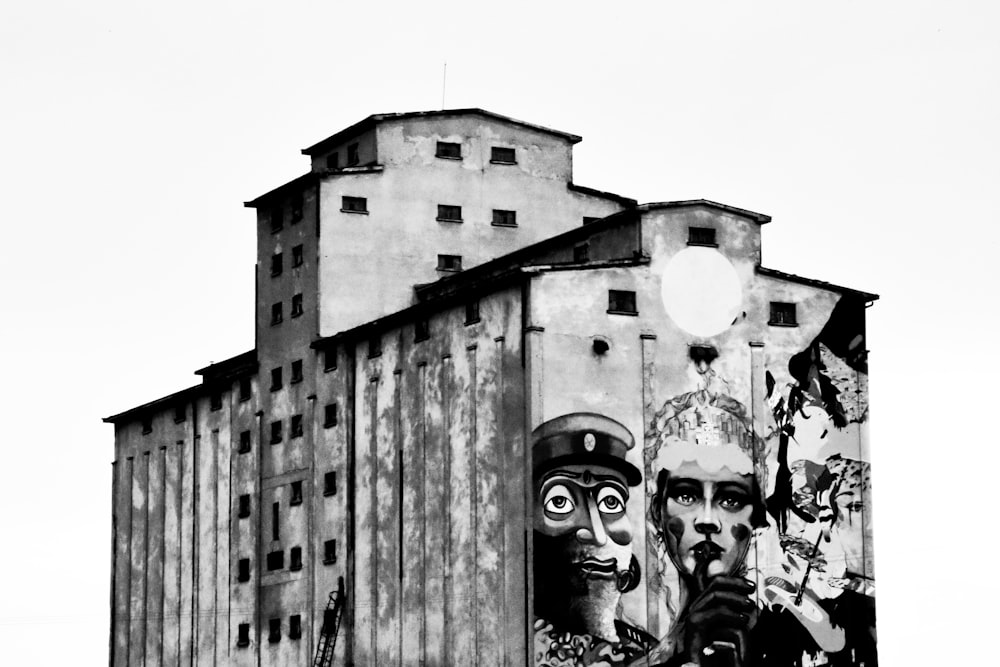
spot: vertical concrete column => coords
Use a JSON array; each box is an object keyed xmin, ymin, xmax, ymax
[
  {"xmin": 113, "ymin": 456, "xmax": 133, "ymax": 667},
  {"xmin": 401, "ymin": 358, "xmax": 427, "ymax": 665},
  {"xmin": 375, "ymin": 363, "xmax": 402, "ymax": 667},
  {"xmin": 640, "ymin": 333, "xmax": 658, "ymax": 638},
  {"xmin": 215, "ymin": 424, "xmax": 232, "ymax": 662},
  {"xmin": 128, "ymin": 451, "xmax": 149, "ymax": 667},
  {"xmin": 422, "ymin": 357, "xmax": 446, "ymax": 666},
  {"xmin": 162, "ymin": 443, "xmax": 182, "ymax": 665},
  {"xmin": 447, "ymin": 345, "xmax": 474, "ymax": 662},
  {"xmin": 351, "ymin": 368, "xmax": 377, "ymax": 664},
  {"xmin": 195, "ymin": 429, "xmax": 218, "ymax": 667},
  {"xmin": 748, "ymin": 341, "xmax": 767, "ymax": 599},
  {"xmin": 146, "ymin": 446, "xmax": 166, "ymax": 667},
  {"xmin": 523, "ymin": 323, "xmax": 544, "ymax": 661},
  {"xmin": 179, "ymin": 437, "xmax": 194, "ymax": 667}
]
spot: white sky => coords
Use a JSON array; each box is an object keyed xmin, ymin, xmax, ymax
[{"xmin": 2, "ymin": 1, "xmax": 997, "ymax": 664}]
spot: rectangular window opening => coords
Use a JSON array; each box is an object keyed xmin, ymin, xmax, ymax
[
  {"xmin": 291, "ymin": 293, "xmax": 303, "ymax": 318},
  {"xmin": 238, "ymin": 494, "xmax": 251, "ymax": 519},
  {"xmin": 368, "ymin": 335, "xmax": 381, "ymax": 358},
  {"xmin": 268, "ymin": 618, "xmax": 281, "ymax": 643},
  {"xmin": 414, "ymin": 317, "xmax": 430, "ymax": 342},
  {"xmin": 325, "ymin": 151, "xmax": 339, "ymax": 169},
  {"xmin": 271, "ymin": 502, "xmax": 280, "ymax": 541},
  {"xmin": 292, "ymin": 244, "xmax": 303, "ymax": 267},
  {"xmin": 347, "ymin": 143, "xmax": 359, "ymax": 166},
  {"xmin": 324, "ymin": 403, "xmax": 339, "ymax": 428},
  {"xmin": 688, "ymin": 226, "xmax": 717, "ymax": 246},
  {"xmin": 323, "ymin": 347, "xmax": 337, "ymax": 372},
  {"xmin": 573, "ymin": 243, "xmax": 590, "ymax": 263},
  {"xmin": 608, "ymin": 290, "xmax": 638, "ymax": 315},
  {"xmin": 324, "ymin": 471, "xmax": 337, "ymax": 496},
  {"xmin": 238, "ymin": 377, "xmax": 251, "ymax": 402},
  {"xmin": 290, "ymin": 414, "xmax": 303, "ymax": 439},
  {"xmin": 290, "ymin": 480, "xmax": 303, "ymax": 505},
  {"xmin": 290, "ymin": 359, "xmax": 303, "ymax": 383},
  {"xmin": 270, "ymin": 420, "xmax": 282, "ymax": 445},
  {"xmin": 437, "ymin": 254, "xmax": 462, "ymax": 272},
  {"xmin": 323, "ymin": 539, "xmax": 337, "ymax": 564},
  {"xmin": 435, "ymin": 141, "xmax": 462, "ymax": 159},
  {"xmin": 237, "ymin": 623, "xmax": 250, "ymax": 647},
  {"xmin": 237, "ymin": 558, "xmax": 250, "ymax": 583},
  {"xmin": 270, "ymin": 252, "xmax": 283, "ymax": 277},
  {"xmin": 465, "ymin": 299, "xmax": 481, "ymax": 325},
  {"xmin": 239, "ymin": 430, "xmax": 251, "ymax": 454},
  {"xmin": 289, "ymin": 547, "xmax": 303, "ymax": 571},
  {"xmin": 270, "ymin": 367, "xmax": 283, "ymax": 391},
  {"xmin": 490, "ymin": 146, "xmax": 516, "ymax": 164},
  {"xmin": 436, "ymin": 204, "xmax": 463, "ymax": 222},
  {"xmin": 269, "ymin": 206, "xmax": 283, "ymax": 233},
  {"xmin": 270, "ymin": 302, "xmax": 283, "ymax": 326},
  {"xmin": 173, "ymin": 404, "xmax": 186, "ymax": 424},
  {"xmin": 341, "ymin": 196, "xmax": 368, "ymax": 213},
  {"xmin": 769, "ymin": 302, "xmax": 798, "ymax": 326},
  {"xmin": 492, "ymin": 209, "xmax": 517, "ymax": 227},
  {"xmin": 289, "ymin": 614, "xmax": 302, "ymax": 640},
  {"xmin": 141, "ymin": 416, "xmax": 153, "ymax": 435},
  {"xmin": 210, "ymin": 391, "xmax": 222, "ymax": 412}
]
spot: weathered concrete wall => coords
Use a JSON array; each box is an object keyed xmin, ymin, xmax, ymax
[
  {"xmin": 349, "ymin": 284, "xmax": 528, "ymax": 666},
  {"xmin": 317, "ymin": 115, "xmax": 627, "ymax": 336},
  {"xmin": 526, "ymin": 207, "xmax": 876, "ymax": 666}
]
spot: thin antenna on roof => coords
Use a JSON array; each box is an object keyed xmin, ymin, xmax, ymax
[{"xmin": 441, "ymin": 62, "xmax": 447, "ymax": 109}]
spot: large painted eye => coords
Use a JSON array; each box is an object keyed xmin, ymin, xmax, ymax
[
  {"xmin": 596, "ymin": 486, "xmax": 626, "ymax": 514},
  {"xmin": 543, "ymin": 485, "xmax": 575, "ymax": 515},
  {"xmin": 670, "ymin": 491, "xmax": 698, "ymax": 506},
  {"xmin": 718, "ymin": 492, "xmax": 749, "ymax": 512}
]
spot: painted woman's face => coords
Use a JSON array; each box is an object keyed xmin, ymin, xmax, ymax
[
  {"xmin": 660, "ymin": 461, "xmax": 755, "ymax": 579},
  {"xmin": 534, "ymin": 464, "xmax": 633, "ymax": 577}
]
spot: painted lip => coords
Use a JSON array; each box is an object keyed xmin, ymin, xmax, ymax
[{"xmin": 573, "ymin": 557, "xmax": 618, "ymax": 579}]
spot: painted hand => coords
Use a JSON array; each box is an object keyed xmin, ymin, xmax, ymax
[{"xmin": 682, "ymin": 576, "xmax": 756, "ymax": 666}]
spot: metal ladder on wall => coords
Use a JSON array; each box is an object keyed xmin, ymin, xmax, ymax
[{"xmin": 312, "ymin": 576, "xmax": 346, "ymax": 667}]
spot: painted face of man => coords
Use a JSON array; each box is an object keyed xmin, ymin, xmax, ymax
[
  {"xmin": 660, "ymin": 461, "xmax": 755, "ymax": 580},
  {"xmin": 534, "ymin": 463, "xmax": 633, "ymax": 578}
]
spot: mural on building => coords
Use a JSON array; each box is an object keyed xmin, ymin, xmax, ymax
[{"xmin": 532, "ymin": 413, "xmax": 652, "ymax": 666}]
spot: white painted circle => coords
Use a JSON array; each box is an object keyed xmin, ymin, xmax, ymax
[{"xmin": 660, "ymin": 247, "xmax": 743, "ymax": 337}]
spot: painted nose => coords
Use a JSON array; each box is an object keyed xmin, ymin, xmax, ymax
[
  {"xmin": 694, "ymin": 505, "xmax": 721, "ymax": 536},
  {"xmin": 575, "ymin": 498, "xmax": 608, "ymax": 546}
]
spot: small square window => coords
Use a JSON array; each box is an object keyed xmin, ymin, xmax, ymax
[
  {"xmin": 268, "ymin": 618, "xmax": 281, "ymax": 643},
  {"xmin": 289, "ymin": 546, "xmax": 303, "ymax": 571},
  {"xmin": 582, "ymin": 216, "xmax": 600, "ymax": 225},
  {"xmin": 290, "ymin": 480, "xmax": 303, "ymax": 505},
  {"xmin": 271, "ymin": 302, "xmax": 283, "ymax": 326},
  {"xmin": 490, "ymin": 146, "xmax": 516, "ymax": 164},
  {"xmin": 238, "ymin": 494, "xmax": 251, "ymax": 518},
  {"xmin": 437, "ymin": 254, "xmax": 462, "ymax": 272},
  {"xmin": 436, "ymin": 141, "xmax": 462, "ymax": 159},
  {"xmin": 290, "ymin": 359, "xmax": 303, "ymax": 383},
  {"xmin": 141, "ymin": 416, "xmax": 153, "ymax": 435},
  {"xmin": 292, "ymin": 244, "xmax": 304, "ymax": 267},
  {"xmin": 291, "ymin": 195, "xmax": 303, "ymax": 223},
  {"xmin": 436, "ymin": 204, "xmax": 463, "ymax": 222},
  {"xmin": 324, "ymin": 471, "xmax": 337, "ymax": 496},
  {"xmin": 270, "ymin": 367, "xmax": 283, "ymax": 392},
  {"xmin": 237, "ymin": 623, "xmax": 250, "ymax": 648},
  {"xmin": 323, "ymin": 347, "xmax": 337, "ymax": 372},
  {"xmin": 324, "ymin": 403, "xmax": 338, "ymax": 428},
  {"xmin": 323, "ymin": 539, "xmax": 337, "ymax": 564},
  {"xmin": 769, "ymin": 302, "xmax": 798, "ymax": 326},
  {"xmin": 368, "ymin": 335, "xmax": 381, "ymax": 358},
  {"xmin": 290, "ymin": 414, "xmax": 303, "ymax": 439},
  {"xmin": 270, "ymin": 420, "xmax": 282, "ymax": 444},
  {"xmin": 237, "ymin": 558, "xmax": 250, "ymax": 583},
  {"xmin": 291, "ymin": 293, "xmax": 303, "ymax": 318},
  {"xmin": 270, "ymin": 252, "xmax": 283, "ymax": 277},
  {"xmin": 688, "ymin": 226, "xmax": 717, "ymax": 246},
  {"xmin": 608, "ymin": 290, "xmax": 638, "ymax": 315},
  {"xmin": 239, "ymin": 430, "xmax": 251, "ymax": 454},
  {"xmin": 573, "ymin": 244, "xmax": 590, "ymax": 263},
  {"xmin": 414, "ymin": 317, "xmax": 430, "ymax": 342},
  {"xmin": 325, "ymin": 151, "xmax": 339, "ymax": 169},
  {"xmin": 492, "ymin": 209, "xmax": 517, "ymax": 227},
  {"xmin": 342, "ymin": 196, "xmax": 367, "ymax": 213},
  {"xmin": 289, "ymin": 614, "xmax": 302, "ymax": 640},
  {"xmin": 347, "ymin": 143, "xmax": 359, "ymax": 166},
  {"xmin": 210, "ymin": 391, "xmax": 222, "ymax": 412},
  {"xmin": 238, "ymin": 377, "xmax": 251, "ymax": 402},
  {"xmin": 269, "ymin": 206, "xmax": 283, "ymax": 233},
  {"xmin": 465, "ymin": 299, "xmax": 480, "ymax": 325},
  {"xmin": 173, "ymin": 404, "xmax": 186, "ymax": 424}
]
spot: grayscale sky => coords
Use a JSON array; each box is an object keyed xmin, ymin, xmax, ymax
[{"xmin": 2, "ymin": 1, "xmax": 996, "ymax": 664}]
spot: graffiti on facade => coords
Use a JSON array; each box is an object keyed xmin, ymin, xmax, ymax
[{"xmin": 532, "ymin": 413, "xmax": 650, "ymax": 666}]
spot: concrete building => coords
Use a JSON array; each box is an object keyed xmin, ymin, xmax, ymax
[{"xmin": 106, "ymin": 109, "xmax": 878, "ymax": 667}]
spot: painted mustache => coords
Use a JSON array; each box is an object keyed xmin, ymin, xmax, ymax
[{"xmin": 572, "ymin": 557, "xmax": 618, "ymax": 579}]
